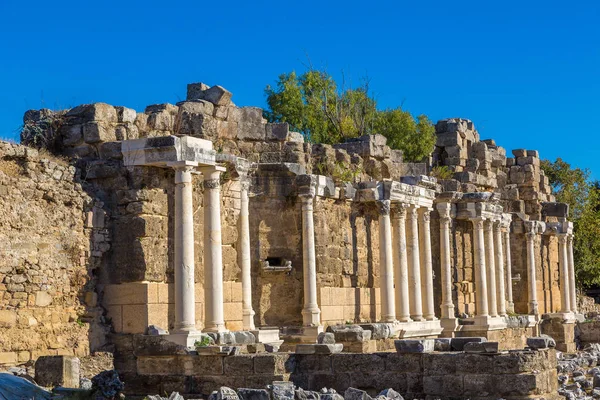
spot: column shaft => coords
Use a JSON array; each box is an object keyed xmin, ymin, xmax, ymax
[
  {"xmin": 239, "ymin": 181, "xmax": 255, "ymax": 330},
  {"xmin": 437, "ymin": 204, "xmax": 454, "ymax": 319},
  {"xmin": 526, "ymin": 232, "xmax": 539, "ymax": 315},
  {"xmin": 484, "ymin": 220, "xmax": 498, "ymax": 317},
  {"xmin": 202, "ymin": 167, "xmax": 227, "ymax": 332},
  {"xmin": 392, "ymin": 205, "xmax": 411, "ymax": 322},
  {"xmin": 418, "ymin": 208, "xmax": 436, "ymax": 320},
  {"xmin": 407, "ymin": 206, "xmax": 424, "ymax": 321},
  {"xmin": 504, "ymin": 230, "xmax": 515, "ymax": 313},
  {"xmin": 568, "ymin": 234, "xmax": 577, "ymax": 313},
  {"xmin": 301, "ymin": 195, "xmax": 321, "ymax": 326},
  {"xmin": 378, "ymin": 201, "xmax": 396, "ymax": 322},
  {"xmin": 494, "ymin": 223, "xmax": 507, "ymax": 316},
  {"xmin": 558, "ymin": 234, "xmax": 571, "ymax": 313},
  {"xmin": 173, "ymin": 164, "xmax": 197, "ymax": 332},
  {"xmin": 472, "ymin": 218, "xmax": 489, "ymax": 317}
]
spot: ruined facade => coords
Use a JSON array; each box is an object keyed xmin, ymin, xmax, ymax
[{"xmin": 0, "ymin": 82, "xmax": 580, "ymax": 369}]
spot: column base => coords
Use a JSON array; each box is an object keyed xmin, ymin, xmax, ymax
[
  {"xmin": 301, "ymin": 309, "xmax": 321, "ymax": 327},
  {"xmin": 166, "ymin": 330, "xmax": 204, "ymax": 348},
  {"xmin": 280, "ymin": 325, "xmax": 324, "ymax": 343},
  {"xmin": 459, "ymin": 316, "xmax": 507, "ymax": 332},
  {"xmin": 202, "ymin": 325, "xmax": 229, "ymax": 333},
  {"xmin": 544, "ymin": 312, "xmax": 577, "ymax": 323},
  {"xmin": 243, "ymin": 310, "xmax": 256, "ymax": 331},
  {"xmin": 440, "ymin": 318, "xmax": 459, "ymax": 337},
  {"xmin": 395, "ymin": 319, "xmax": 443, "ymax": 338}
]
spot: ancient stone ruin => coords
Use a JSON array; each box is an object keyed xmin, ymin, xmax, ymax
[{"xmin": 0, "ymin": 82, "xmax": 590, "ymax": 398}]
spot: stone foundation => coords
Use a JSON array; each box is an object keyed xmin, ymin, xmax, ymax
[
  {"xmin": 540, "ymin": 317, "xmax": 576, "ymax": 353},
  {"xmin": 123, "ymin": 343, "xmax": 558, "ymax": 399}
]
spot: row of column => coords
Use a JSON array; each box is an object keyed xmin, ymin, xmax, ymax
[
  {"xmin": 524, "ymin": 231, "xmax": 577, "ymax": 316},
  {"xmin": 469, "ymin": 217, "xmax": 514, "ymax": 318},
  {"xmin": 378, "ymin": 201, "xmax": 437, "ymax": 323}
]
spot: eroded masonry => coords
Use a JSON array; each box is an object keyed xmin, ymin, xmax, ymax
[{"xmin": 0, "ymin": 82, "xmax": 585, "ymax": 398}]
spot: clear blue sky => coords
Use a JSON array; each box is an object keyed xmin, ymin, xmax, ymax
[{"xmin": 1, "ymin": 1, "xmax": 598, "ymax": 175}]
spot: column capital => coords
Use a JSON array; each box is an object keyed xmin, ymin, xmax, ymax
[
  {"xmin": 392, "ymin": 203, "xmax": 409, "ymax": 219},
  {"xmin": 407, "ymin": 204, "xmax": 419, "ymax": 218},
  {"xmin": 567, "ymin": 233, "xmax": 575, "ymax": 243},
  {"xmin": 239, "ymin": 179, "xmax": 251, "ymax": 192},
  {"xmin": 418, "ymin": 207, "xmax": 431, "ymax": 223},
  {"xmin": 377, "ymin": 200, "xmax": 391, "ymax": 216},
  {"xmin": 469, "ymin": 216, "xmax": 486, "ymax": 230},
  {"xmin": 557, "ymin": 233, "xmax": 568, "ymax": 244}
]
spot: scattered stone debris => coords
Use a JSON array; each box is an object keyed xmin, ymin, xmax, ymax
[{"xmin": 557, "ymin": 343, "xmax": 600, "ymax": 399}]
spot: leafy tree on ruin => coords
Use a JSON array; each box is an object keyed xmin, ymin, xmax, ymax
[
  {"xmin": 541, "ymin": 158, "xmax": 600, "ymax": 287},
  {"xmin": 264, "ymin": 68, "xmax": 436, "ymax": 162}
]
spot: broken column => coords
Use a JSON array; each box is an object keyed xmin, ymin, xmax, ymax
[
  {"xmin": 392, "ymin": 204, "xmax": 411, "ymax": 322},
  {"xmin": 378, "ymin": 200, "xmax": 396, "ymax": 322},
  {"xmin": 200, "ymin": 165, "xmax": 228, "ymax": 332},
  {"xmin": 407, "ymin": 205, "xmax": 424, "ymax": 321},
  {"xmin": 239, "ymin": 179, "xmax": 255, "ymax": 330}
]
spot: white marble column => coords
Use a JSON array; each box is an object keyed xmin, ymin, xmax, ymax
[
  {"xmin": 378, "ymin": 200, "xmax": 396, "ymax": 322},
  {"xmin": 484, "ymin": 220, "xmax": 498, "ymax": 317},
  {"xmin": 407, "ymin": 205, "xmax": 424, "ymax": 321},
  {"xmin": 525, "ymin": 231, "xmax": 539, "ymax": 315},
  {"xmin": 418, "ymin": 207, "xmax": 436, "ymax": 321},
  {"xmin": 558, "ymin": 234, "xmax": 572, "ymax": 314},
  {"xmin": 239, "ymin": 180, "xmax": 255, "ymax": 330},
  {"xmin": 436, "ymin": 203, "xmax": 455, "ymax": 320},
  {"xmin": 300, "ymin": 193, "xmax": 321, "ymax": 326},
  {"xmin": 494, "ymin": 222, "xmax": 507, "ymax": 316},
  {"xmin": 201, "ymin": 166, "xmax": 228, "ymax": 332},
  {"xmin": 504, "ymin": 228, "xmax": 515, "ymax": 313},
  {"xmin": 171, "ymin": 161, "xmax": 199, "ymax": 334},
  {"xmin": 392, "ymin": 204, "xmax": 411, "ymax": 322},
  {"xmin": 471, "ymin": 218, "xmax": 489, "ymax": 317},
  {"xmin": 568, "ymin": 234, "xmax": 578, "ymax": 313}
]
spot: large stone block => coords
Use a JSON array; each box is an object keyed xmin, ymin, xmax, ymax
[
  {"xmin": 394, "ymin": 339, "xmax": 434, "ymax": 353},
  {"xmin": 35, "ymin": 355, "xmax": 80, "ymax": 388},
  {"xmin": 203, "ymin": 86, "xmax": 233, "ymax": 106},
  {"xmin": 66, "ymin": 103, "xmax": 118, "ymax": 123},
  {"xmin": 83, "ymin": 122, "xmax": 117, "ymax": 144}
]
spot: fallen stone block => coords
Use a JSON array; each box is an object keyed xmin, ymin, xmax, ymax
[
  {"xmin": 146, "ymin": 325, "xmax": 168, "ymax": 335},
  {"xmin": 295, "ymin": 388, "xmax": 321, "ymax": 400},
  {"xmin": 394, "ymin": 339, "xmax": 434, "ymax": 353},
  {"xmin": 234, "ymin": 331, "xmax": 256, "ymax": 345},
  {"xmin": 238, "ymin": 388, "xmax": 270, "ymax": 400},
  {"xmin": 213, "ymin": 386, "xmax": 239, "ymax": 400},
  {"xmin": 359, "ymin": 323, "xmax": 392, "ymax": 340},
  {"xmin": 203, "ymin": 85, "xmax": 233, "ymax": 106},
  {"xmin": 317, "ymin": 332, "xmax": 335, "ymax": 344},
  {"xmin": 463, "ymin": 341, "xmax": 499, "ymax": 354},
  {"xmin": 526, "ymin": 336, "xmax": 553, "ymax": 349},
  {"xmin": 377, "ymin": 388, "xmax": 403, "ymax": 400},
  {"xmin": 450, "ymin": 337, "xmax": 487, "ymax": 351},
  {"xmin": 327, "ymin": 325, "xmax": 372, "ymax": 342},
  {"xmin": 434, "ymin": 338, "xmax": 452, "ymax": 352},
  {"xmin": 187, "ymin": 82, "xmax": 210, "ymax": 100},
  {"xmin": 272, "ymin": 381, "xmax": 295, "ymax": 400},
  {"xmin": 344, "ymin": 387, "xmax": 372, "ymax": 400},
  {"xmin": 35, "ymin": 355, "xmax": 80, "ymax": 388}
]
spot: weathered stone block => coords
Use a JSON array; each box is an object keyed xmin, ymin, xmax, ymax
[
  {"xmin": 266, "ymin": 123, "xmax": 289, "ymax": 141},
  {"xmin": 67, "ymin": 103, "xmax": 118, "ymax": 123},
  {"xmin": 224, "ymin": 355, "xmax": 254, "ymax": 375},
  {"xmin": 394, "ymin": 339, "xmax": 434, "ymax": 353},
  {"xmin": 83, "ymin": 122, "xmax": 116, "ymax": 144},
  {"xmin": 238, "ymin": 388, "xmax": 270, "ymax": 400},
  {"xmin": 464, "ymin": 341, "xmax": 499, "ymax": 353},
  {"xmin": 238, "ymin": 122, "xmax": 266, "ymax": 141},
  {"xmin": 203, "ymin": 86, "xmax": 233, "ymax": 106},
  {"xmin": 317, "ymin": 332, "xmax": 335, "ymax": 344},
  {"xmin": 115, "ymin": 106, "xmax": 137, "ymax": 123},
  {"xmin": 187, "ymin": 82, "xmax": 210, "ymax": 100},
  {"xmin": 450, "ymin": 337, "xmax": 487, "ymax": 351},
  {"xmin": 61, "ymin": 124, "xmax": 83, "ymax": 146},
  {"xmin": 35, "ymin": 355, "xmax": 80, "ymax": 388}
]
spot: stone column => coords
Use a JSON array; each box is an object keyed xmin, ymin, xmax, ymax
[
  {"xmin": 436, "ymin": 203, "xmax": 455, "ymax": 320},
  {"xmin": 504, "ymin": 228, "xmax": 515, "ymax": 314},
  {"xmin": 201, "ymin": 166, "xmax": 228, "ymax": 333},
  {"xmin": 239, "ymin": 180, "xmax": 255, "ymax": 330},
  {"xmin": 484, "ymin": 220, "xmax": 498, "ymax": 317},
  {"xmin": 525, "ymin": 230, "xmax": 539, "ymax": 315},
  {"xmin": 494, "ymin": 222, "xmax": 507, "ymax": 316},
  {"xmin": 407, "ymin": 205, "xmax": 424, "ymax": 321},
  {"xmin": 378, "ymin": 200, "xmax": 396, "ymax": 322},
  {"xmin": 558, "ymin": 234, "xmax": 572, "ymax": 314},
  {"xmin": 300, "ymin": 192, "xmax": 321, "ymax": 326},
  {"xmin": 471, "ymin": 217, "xmax": 489, "ymax": 317},
  {"xmin": 568, "ymin": 234, "xmax": 578, "ymax": 313},
  {"xmin": 418, "ymin": 207, "xmax": 436, "ymax": 321},
  {"xmin": 170, "ymin": 161, "xmax": 199, "ymax": 334},
  {"xmin": 392, "ymin": 204, "xmax": 411, "ymax": 322}
]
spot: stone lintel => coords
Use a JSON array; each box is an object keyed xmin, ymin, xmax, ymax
[
  {"xmin": 122, "ymin": 135, "xmax": 215, "ymax": 167},
  {"xmin": 296, "ymin": 174, "xmax": 336, "ymax": 198}
]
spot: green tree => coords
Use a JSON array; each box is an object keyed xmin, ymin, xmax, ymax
[
  {"xmin": 264, "ymin": 67, "xmax": 435, "ymax": 161},
  {"xmin": 541, "ymin": 158, "xmax": 600, "ymax": 287}
]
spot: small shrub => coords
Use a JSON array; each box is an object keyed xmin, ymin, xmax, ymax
[{"xmin": 430, "ymin": 165, "xmax": 454, "ymax": 180}]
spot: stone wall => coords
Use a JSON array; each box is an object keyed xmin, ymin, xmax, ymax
[
  {"xmin": 0, "ymin": 142, "xmax": 108, "ymax": 366},
  {"xmin": 116, "ymin": 335, "xmax": 558, "ymax": 399}
]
